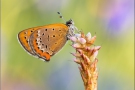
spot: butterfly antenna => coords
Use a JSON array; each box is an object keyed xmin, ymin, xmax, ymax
[{"xmin": 57, "ymin": 12, "xmax": 66, "ymax": 23}]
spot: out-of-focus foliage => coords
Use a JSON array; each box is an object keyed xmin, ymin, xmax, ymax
[{"xmin": 1, "ymin": 0, "xmax": 134, "ymax": 90}]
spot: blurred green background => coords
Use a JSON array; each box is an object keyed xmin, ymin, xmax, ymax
[{"xmin": 1, "ymin": 0, "xmax": 134, "ymax": 90}]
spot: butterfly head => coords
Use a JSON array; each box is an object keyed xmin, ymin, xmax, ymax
[{"xmin": 66, "ymin": 19, "xmax": 74, "ymax": 26}]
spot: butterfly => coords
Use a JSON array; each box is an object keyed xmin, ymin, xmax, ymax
[{"xmin": 17, "ymin": 18, "xmax": 77, "ymax": 61}]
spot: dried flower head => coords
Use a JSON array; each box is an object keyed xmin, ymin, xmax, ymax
[{"xmin": 70, "ymin": 32, "xmax": 101, "ymax": 90}]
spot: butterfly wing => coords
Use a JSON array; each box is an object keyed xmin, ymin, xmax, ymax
[
  {"xmin": 18, "ymin": 26, "xmax": 45, "ymax": 55},
  {"xmin": 29, "ymin": 24, "xmax": 69, "ymax": 61}
]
